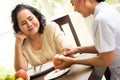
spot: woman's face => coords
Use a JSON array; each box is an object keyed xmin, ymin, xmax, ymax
[
  {"xmin": 71, "ymin": 0, "xmax": 92, "ymax": 17},
  {"xmin": 17, "ymin": 9, "xmax": 40, "ymax": 37}
]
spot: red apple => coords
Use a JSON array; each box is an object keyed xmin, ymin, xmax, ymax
[
  {"xmin": 14, "ymin": 69, "xmax": 27, "ymax": 80},
  {"xmin": 53, "ymin": 54, "xmax": 63, "ymax": 67}
]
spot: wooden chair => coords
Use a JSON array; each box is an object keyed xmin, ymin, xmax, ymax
[{"xmin": 53, "ymin": 14, "xmax": 81, "ymax": 46}]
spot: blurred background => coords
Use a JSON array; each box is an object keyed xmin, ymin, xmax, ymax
[{"xmin": 0, "ymin": 0, "xmax": 120, "ymax": 77}]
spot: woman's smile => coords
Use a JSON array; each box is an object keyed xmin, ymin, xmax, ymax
[{"xmin": 28, "ymin": 26, "xmax": 35, "ymax": 32}]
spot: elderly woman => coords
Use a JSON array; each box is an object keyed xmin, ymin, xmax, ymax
[{"xmin": 11, "ymin": 4, "xmax": 73, "ymax": 71}]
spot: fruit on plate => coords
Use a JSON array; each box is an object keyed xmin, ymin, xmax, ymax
[
  {"xmin": 16, "ymin": 77, "xmax": 24, "ymax": 80},
  {"xmin": 14, "ymin": 69, "xmax": 27, "ymax": 80},
  {"xmin": 5, "ymin": 74, "xmax": 15, "ymax": 80},
  {"xmin": 53, "ymin": 54, "xmax": 63, "ymax": 67}
]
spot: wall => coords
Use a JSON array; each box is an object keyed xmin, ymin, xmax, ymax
[{"xmin": 0, "ymin": 0, "xmax": 16, "ymax": 71}]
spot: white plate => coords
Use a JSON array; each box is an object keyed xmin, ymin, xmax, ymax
[
  {"xmin": 27, "ymin": 62, "xmax": 54, "ymax": 78},
  {"xmin": 44, "ymin": 68, "xmax": 70, "ymax": 80}
]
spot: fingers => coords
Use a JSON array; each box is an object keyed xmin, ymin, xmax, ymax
[
  {"xmin": 53, "ymin": 54, "xmax": 74, "ymax": 69},
  {"xmin": 62, "ymin": 48, "xmax": 70, "ymax": 52},
  {"xmin": 15, "ymin": 32, "xmax": 28, "ymax": 45},
  {"xmin": 55, "ymin": 61, "xmax": 70, "ymax": 70},
  {"xmin": 55, "ymin": 64, "xmax": 64, "ymax": 69},
  {"xmin": 63, "ymin": 51, "xmax": 74, "ymax": 57},
  {"xmin": 16, "ymin": 32, "xmax": 27, "ymax": 39},
  {"xmin": 62, "ymin": 48, "xmax": 75, "ymax": 56}
]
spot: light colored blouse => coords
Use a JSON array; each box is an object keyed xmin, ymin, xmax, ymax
[{"xmin": 22, "ymin": 22, "xmax": 73, "ymax": 67}]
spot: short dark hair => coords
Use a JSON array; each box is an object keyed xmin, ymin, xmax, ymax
[
  {"xmin": 11, "ymin": 4, "xmax": 46, "ymax": 34},
  {"xmin": 96, "ymin": 0, "xmax": 105, "ymax": 2}
]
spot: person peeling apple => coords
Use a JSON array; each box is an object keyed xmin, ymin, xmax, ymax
[
  {"xmin": 53, "ymin": 0, "xmax": 120, "ymax": 80},
  {"xmin": 11, "ymin": 4, "xmax": 74, "ymax": 72}
]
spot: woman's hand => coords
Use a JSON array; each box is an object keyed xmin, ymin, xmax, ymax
[{"xmin": 15, "ymin": 32, "xmax": 28, "ymax": 46}]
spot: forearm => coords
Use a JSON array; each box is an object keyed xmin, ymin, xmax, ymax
[
  {"xmin": 14, "ymin": 44, "xmax": 27, "ymax": 71},
  {"xmin": 75, "ymin": 45, "xmax": 98, "ymax": 53},
  {"xmin": 73, "ymin": 57, "xmax": 106, "ymax": 66},
  {"xmin": 73, "ymin": 51, "xmax": 114, "ymax": 66}
]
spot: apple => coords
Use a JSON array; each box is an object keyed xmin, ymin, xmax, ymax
[
  {"xmin": 5, "ymin": 74, "xmax": 15, "ymax": 80},
  {"xmin": 14, "ymin": 69, "xmax": 27, "ymax": 80},
  {"xmin": 53, "ymin": 54, "xmax": 63, "ymax": 67}
]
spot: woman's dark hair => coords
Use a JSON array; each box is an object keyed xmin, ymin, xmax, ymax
[
  {"xmin": 96, "ymin": 0, "xmax": 105, "ymax": 2},
  {"xmin": 11, "ymin": 4, "xmax": 46, "ymax": 34}
]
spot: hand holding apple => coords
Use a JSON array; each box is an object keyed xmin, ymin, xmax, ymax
[{"xmin": 53, "ymin": 54, "xmax": 63, "ymax": 67}]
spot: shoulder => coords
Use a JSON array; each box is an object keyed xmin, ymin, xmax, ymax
[
  {"xmin": 46, "ymin": 21, "xmax": 59, "ymax": 28},
  {"xmin": 44, "ymin": 21, "xmax": 60, "ymax": 32},
  {"xmin": 95, "ymin": 4, "xmax": 119, "ymax": 22}
]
